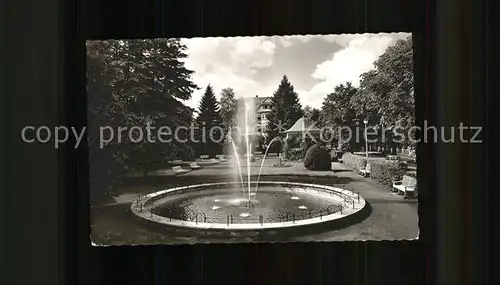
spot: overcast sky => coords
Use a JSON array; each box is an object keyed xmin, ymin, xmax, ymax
[{"xmin": 180, "ymin": 32, "xmax": 411, "ymax": 110}]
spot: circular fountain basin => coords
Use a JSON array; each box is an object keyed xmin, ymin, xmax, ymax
[{"xmin": 130, "ymin": 181, "xmax": 367, "ymax": 236}]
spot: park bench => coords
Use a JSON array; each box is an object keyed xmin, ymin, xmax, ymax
[
  {"xmin": 189, "ymin": 162, "xmax": 201, "ymax": 170},
  {"xmin": 172, "ymin": 166, "xmax": 191, "ymax": 175},
  {"xmin": 200, "ymin": 155, "xmax": 209, "ymax": 160},
  {"xmin": 358, "ymin": 163, "xmax": 371, "ymax": 177},
  {"xmin": 216, "ymin": 154, "xmax": 227, "ymax": 162},
  {"xmin": 392, "ymin": 175, "xmax": 417, "ymax": 199},
  {"xmin": 244, "ymin": 153, "xmax": 256, "ymax": 161}
]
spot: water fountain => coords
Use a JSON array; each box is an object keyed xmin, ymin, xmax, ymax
[
  {"xmin": 130, "ymin": 96, "xmax": 368, "ymax": 237},
  {"xmin": 230, "ymin": 140, "xmax": 246, "ymax": 198},
  {"xmin": 253, "ymin": 136, "xmax": 284, "ymax": 204}
]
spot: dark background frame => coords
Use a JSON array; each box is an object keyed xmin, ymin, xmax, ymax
[{"xmin": 1, "ymin": 0, "xmax": 494, "ymax": 284}]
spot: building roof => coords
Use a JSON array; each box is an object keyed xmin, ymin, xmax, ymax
[
  {"xmin": 284, "ymin": 117, "xmax": 321, "ymax": 134},
  {"xmin": 237, "ymin": 95, "xmax": 272, "ymax": 110},
  {"xmin": 254, "ymin": 96, "xmax": 271, "ymax": 108}
]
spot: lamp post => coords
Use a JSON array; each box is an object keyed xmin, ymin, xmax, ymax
[{"xmin": 363, "ymin": 119, "xmax": 369, "ymax": 159}]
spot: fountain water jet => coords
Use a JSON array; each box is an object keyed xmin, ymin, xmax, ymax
[
  {"xmin": 244, "ymin": 100, "xmax": 252, "ymax": 205},
  {"xmin": 229, "ymin": 96, "xmax": 275, "ymax": 210},
  {"xmin": 230, "ymin": 140, "xmax": 247, "ymax": 198},
  {"xmin": 228, "ymin": 97, "xmax": 257, "ymax": 209},
  {"xmin": 130, "ymin": 97, "xmax": 369, "ymax": 236},
  {"xmin": 252, "ymin": 136, "xmax": 283, "ymax": 204}
]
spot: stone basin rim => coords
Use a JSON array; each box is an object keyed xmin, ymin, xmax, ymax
[{"xmin": 130, "ymin": 181, "xmax": 367, "ymax": 231}]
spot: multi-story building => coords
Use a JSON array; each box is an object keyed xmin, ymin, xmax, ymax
[
  {"xmin": 236, "ymin": 95, "xmax": 273, "ymax": 149},
  {"xmin": 253, "ymin": 95, "xmax": 273, "ymax": 134}
]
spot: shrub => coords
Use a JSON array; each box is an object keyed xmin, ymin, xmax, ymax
[
  {"xmin": 284, "ymin": 147, "xmax": 303, "ymax": 161},
  {"xmin": 300, "ymin": 137, "xmax": 315, "ymax": 158},
  {"xmin": 406, "ymin": 171, "xmax": 417, "ymax": 178},
  {"xmin": 341, "ymin": 152, "xmax": 366, "ymax": 169},
  {"xmin": 273, "ymin": 157, "xmax": 293, "ymax": 168},
  {"xmin": 369, "ymin": 160, "xmax": 407, "ymax": 188},
  {"xmin": 330, "ymin": 151, "xmax": 337, "ymax": 162},
  {"xmin": 282, "ymin": 137, "xmax": 290, "ymax": 156},
  {"xmin": 267, "ymin": 138, "xmax": 283, "ymax": 153},
  {"xmin": 330, "ymin": 150, "xmax": 344, "ymax": 162},
  {"xmin": 286, "ymin": 135, "xmax": 302, "ymax": 148},
  {"xmin": 304, "ymin": 144, "xmax": 331, "ymax": 171}
]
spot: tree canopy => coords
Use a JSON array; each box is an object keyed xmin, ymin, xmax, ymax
[
  {"xmin": 320, "ymin": 36, "xmax": 415, "ymax": 150},
  {"xmin": 267, "ymin": 75, "xmax": 303, "ymax": 139},
  {"xmin": 303, "ymin": 105, "xmax": 321, "ymax": 122},
  {"xmin": 219, "ymin": 87, "xmax": 237, "ymax": 130},
  {"xmin": 195, "ymin": 84, "xmax": 224, "ymax": 156},
  {"xmin": 353, "ymin": 36, "xmax": 414, "ymax": 130},
  {"xmin": 86, "ymin": 39, "xmax": 198, "ymax": 202},
  {"xmin": 320, "ymin": 82, "xmax": 358, "ymax": 150}
]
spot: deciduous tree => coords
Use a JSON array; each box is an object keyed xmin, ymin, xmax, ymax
[
  {"xmin": 86, "ymin": 38, "xmax": 198, "ymax": 202},
  {"xmin": 219, "ymin": 88, "xmax": 237, "ymax": 130},
  {"xmin": 320, "ymin": 82, "xmax": 358, "ymax": 151}
]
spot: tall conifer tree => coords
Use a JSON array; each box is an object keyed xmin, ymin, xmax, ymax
[
  {"xmin": 196, "ymin": 84, "xmax": 224, "ymax": 156},
  {"xmin": 266, "ymin": 75, "xmax": 303, "ymax": 138}
]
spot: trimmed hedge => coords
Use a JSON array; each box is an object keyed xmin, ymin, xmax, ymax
[
  {"xmin": 341, "ymin": 152, "xmax": 366, "ymax": 169},
  {"xmin": 369, "ymin": 160, "xmax": 407, "ymax": 188},
  {"xmin": 341, "ymin": 152, "xmax": 407, "ymax": 188},
  {"xmin": 304, "ymin": 144, "xmax": 331, "ymax": 171}
]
